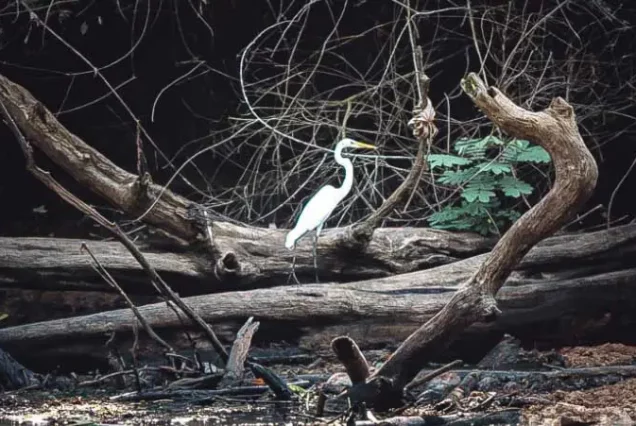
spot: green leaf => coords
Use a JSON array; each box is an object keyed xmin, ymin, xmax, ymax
[
  {"xmin": 454, "ymin": 138, "xmax": 487, "ymax": 158},
  {"xmin": 437, "ymin": 169, "xmax": 474, "ymax": 185},
  {"xmin": 497, "ymin": 209, "xmax": 523, "ymax": 222},
  {"xmin": 482, "ymin": 134, "xmax": 505, "ymax": 145},
  {"xmin": 288, "ymin": 383, "xmax": 307, "ymax": 395},
  {"xmin": 428, "ymin": 207, "xmax": 464, "ymax": 224},
  {"xmin": 502, "ymin": 140, "xmax": 550, "ymax": 163},
  {"xmin": 459, "ymin": 200, "xmax": 492, "ymax": 217},
  {"xmin": 429, "ymin": 135, "xmax": 547, "ymax": 236},
  {"xmin": 476, "ymin": 161, "xmax": 512, "ymax": 175},
  {"xmin": 498, "ymin": 176, "xmax": 534, "ymax": 198},
  {"xmin": 462, "ymin": 186, "xmax": 496, "ymax": 203},
  {"xmin": 427, "ymin": 154, "xmax": 473, "ymax": 169},
  {"xmin": 515, "ymin": 145, "xmax": 551, "ymax": 163},
  {"xmin": 505, "ymin": 138, "xmax": 531, "ymax": 151}
]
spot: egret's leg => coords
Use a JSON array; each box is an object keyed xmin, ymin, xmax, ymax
[
  {"xmin": 287, "ymin": 250, "xmax": 300, "ymax": 285},
  {"xmin": 312, "ymin": 232, "xmax": 319, "ymax": 283},
  {"xmin": 313, "ymin": 223, "xmax": 324, "ymax": 283}
]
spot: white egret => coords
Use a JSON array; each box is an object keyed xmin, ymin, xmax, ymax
[{"xmin": 285, "ymin": 138, "xmax": 377, "ymax": 282}]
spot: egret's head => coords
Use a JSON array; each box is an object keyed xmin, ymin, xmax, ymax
[{"xmin": 337, "ymin": 138, "xmax": 376, "ymax": 150}]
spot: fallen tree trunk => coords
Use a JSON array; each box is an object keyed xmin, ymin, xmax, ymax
[
  {"xmin": 0, "ymin": 223, "xmax": 635, "ymax": 294},
  {"xmin": 1, "ymin": 261, "xmax": 634, "ymax": 368},
  {"xmin": 0, "ymin": 230, "xmax": 494, "ymax": 293}
]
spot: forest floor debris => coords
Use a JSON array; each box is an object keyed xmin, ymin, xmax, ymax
[{"xmin": 1, "ymin": 342, "xmax": 635, "ymax": 425}]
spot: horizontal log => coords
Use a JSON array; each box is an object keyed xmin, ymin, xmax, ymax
[
  {"xmin": 2, "ymin": 263, "xmax": 635, "ymax": 368},
  {"xmin": 0, "ymin": 230, "xmax": 492, "ymax": 294},
  {"xmin": 1, "ymin": 224, "xmax": 635, "ymax": 294}
]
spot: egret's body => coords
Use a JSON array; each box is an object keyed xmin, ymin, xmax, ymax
[
  {"xmin": 285, "ymin": 138, "xmax": 376, "ymax": 281},
  {"xmin": 284, "ymin": 185, "xmax": 340, "ymax": 249}
]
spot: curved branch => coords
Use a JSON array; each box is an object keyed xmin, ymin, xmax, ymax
[
  {"xmin": 349, "ymin": 69, "xmax": 436, "ymax": 246},
  {"xmin": 355, "ymin": 72, "xmax": 599, "ymax": 409}
]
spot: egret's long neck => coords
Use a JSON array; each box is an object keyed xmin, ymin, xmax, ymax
[{"xmin": 334, "ymin": 144, "xmax": 354, "ymax": 197}]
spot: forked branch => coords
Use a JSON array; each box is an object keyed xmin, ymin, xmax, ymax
[
  {"xmin": 349, "ymin": 47, "xmax": 437, "ymax": 245},
  {"xmin": 347, "ymin": 72, "xmax": 599, "ymax": 409}
]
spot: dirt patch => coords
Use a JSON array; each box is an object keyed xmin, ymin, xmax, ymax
[
  {"xmin": 506, "ymin": 343, "xmax": 636, "ymax": 425},
  {"xmin": 523, "ymin": 402, "xmax": 632, "ymax": 426},
  {"xmin": 522, "ymin": 370, "xmax": 636, "ymax": 424},
  {"xmin": 557, "ymin": 377, "xmax": 636, "ymax": 410},
  {"xmin": 560, "ymin": 343, "xmax": 636, "ymax": 368}
]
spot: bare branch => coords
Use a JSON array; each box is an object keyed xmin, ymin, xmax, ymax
[{"xmin": 354, "ymin": 72, "xmax": 598, "ymax": 409}]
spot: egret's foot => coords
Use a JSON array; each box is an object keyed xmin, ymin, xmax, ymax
[{"xmin": 287, "ymin": 269, "xmax": 301, "ymax": 285}]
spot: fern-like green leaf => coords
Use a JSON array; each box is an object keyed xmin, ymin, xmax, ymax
[
  {"xmin": 476, "ymin": 161, "xmax": 511, "ymax": 175},
  {"xmin": 515, "ymin": 145, "xmax": 551, "ymax": 163},
  {"xmin": 502, "ymin": 139, "xmax": 550, "ymax": 163},
  {"xmin": 483, "ymin": 135, "xmax": 505, "ymax": 145},
  {"xmin": 428, "ymin": 208, "xmax": 465, "ymax": 224},
  {"xmin": 459, "ymin": 200, "xmax": 492, "ymax": 217},
  {"xmin": 499, "ymin": 209, "xmax": 523, "ymax": 221},
  {"xmin": 510, "ymin": 139, "xmax": 530, "ymax": 149},
  {"xmin": 454, "ymin": 138, "xmax": 488, "ymax": 158},
  {"xmin": 462, "ymin": 186, "xmax": 496, "ymax": 203},
  {"xmin": 428, "ymin": 135, "xmax": 550, "ymax": 236},
  {"xmin": 288, "ymin": 383, "xmax": 307, "ymax": 395},
  {"xmin": 497, "ymin": 176, "xmax": 534, "ymax": 198},
  {"xmin": 437, "ymin": 169, "xmax": 474, "ymax": 185},
  {"xmin": 427, "ymin": 154, "xmax": 473, "ymax": 169}
]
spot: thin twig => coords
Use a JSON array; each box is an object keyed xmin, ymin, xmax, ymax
[{"xmin": 80, "ymin": 243, "xmax": 175, "ymax": 354}]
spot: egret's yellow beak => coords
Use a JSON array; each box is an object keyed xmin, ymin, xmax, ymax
[{"xmin": 353, "ymin": 141, "xmax": 377, "ymax": 149}]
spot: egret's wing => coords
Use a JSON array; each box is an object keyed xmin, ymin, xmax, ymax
[{"xmin": 293, "ymin": 185, "xmax": 340, "ymax": 235}]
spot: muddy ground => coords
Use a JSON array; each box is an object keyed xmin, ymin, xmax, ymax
[{"xmin": 1, "ymin": 343, "xmax": 636, "ymax": 425}]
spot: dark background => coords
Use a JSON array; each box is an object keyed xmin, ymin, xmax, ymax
[{"xmin": 0, "ymin": 0, "xmax": 634, "ymax": 238}]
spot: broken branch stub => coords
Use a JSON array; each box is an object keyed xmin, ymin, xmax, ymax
[{"xmin": 356, "ymin": 72, "xmax": 599, "ymax": 409}]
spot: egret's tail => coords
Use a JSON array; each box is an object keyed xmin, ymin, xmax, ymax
[{"xmin": 285, "ymin": 230, "xmax": 299, "ymax": 250}]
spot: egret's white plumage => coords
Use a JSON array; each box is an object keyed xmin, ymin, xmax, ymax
[
  {"xmin": 285, "ymin": 138, "xmax": 376, "ymax": 251},
  {"xmin": 284, "ymin": 185, "xmax": 339, "ymax": 249}
]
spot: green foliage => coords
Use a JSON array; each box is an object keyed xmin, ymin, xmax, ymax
[{"xmin": 427, "ymin": 135, "xmax": 551, "ymax": 236}]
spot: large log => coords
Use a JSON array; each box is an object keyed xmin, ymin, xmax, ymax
[
  {"xmin": 1, "ymin": 254, "xmax": 634, "ymax": 368},
  {"xmin": 0, "ymin": 223, "xmax": 634, "ymax": 295}
]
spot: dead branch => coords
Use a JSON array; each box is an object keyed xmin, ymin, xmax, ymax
[
  {"xmin": 0, "ymin": 345, "xmax": 39, "ymax": 390},
  {"xmin": 0, "ymin": 73, "xmax": 197, "ymax": 241},
  {"xmin": 332, "ymin": 337, "xmax": 371, "ymax": 385},
  {"xmin": 349, "ymin": 57, "xmax": 436, "ymax": 245},
  {"xmin": 81, "ymin": 243, "xmax": 175, "ymax": 354},
  {"xmin": 0, "ymin": 93, "xmax": 229, "ymax": 365},
  {"xmin": 219, "ymin": 317, "xmax": 259, "ymax": 387},
  {"xmin": 352, "ymin": 72, "xmax": 599, "ymax": 409}
]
